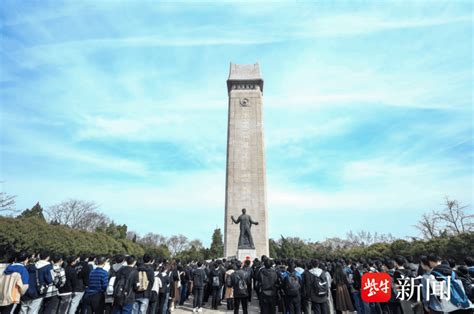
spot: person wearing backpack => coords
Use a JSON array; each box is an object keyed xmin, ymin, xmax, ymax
[
  {"xmin": 42, "ymin": 253, "xmax": 66, "ymax": 313},
  {"xmin": 427, "ymin": 254, "xmax": 473, "ymax": 313},
  {"xmin": 210, "ymin": 261, "xmax": 223, "ymax": 310},
  {"xmin": 134, "ymin": 254, "xmax": 155, "ymax": 314},
  {"xmin": 225, "ymin": 263, "xmax": 236, "ymax": 311},
  {"xmin": 157, "ymin": 265, "xmax": 171, "ymax": 314},
  {"xmin": 148, "ymin": 263, "xmax": 162, "ymax": 314},
  {"xmin": 242, "ymin": 260, "xmax": 253, "ymax": 303},
  {"xmin": 70, "ymin": 254, "xmax": 91, "ymax": 314},
  {"xmin": 231, "ymin": 261, "xmax": 250, "ymax": 314},
  {"xmin": 283, "ymin": 264, "xmax": 302, "ymax": 314},
  {"xmin": 0, "ymin": 251, "xmax": 29, "ymax": 314},
  {"xmin": 112, "ymin": 255, "xmax": 139, "ymax": 314},
  {"xmin": 191, "ymin": 261, "xmax": 207, "ymax": 313},
  {"xmin": 27, "ymin": 251, "xmax": 53, "ymax": 313},
  {"xmin": 457, "ymin": 266, "xmax": 474, "ymax": 303},
  {"xmin": 82, "ymin": 255, "xmax": 108, "ymax": 314},
  {"xmin": 258, "ymin": 258, "xmax": 278, "ymax": 314},
  {"xmin": 105, "ymin": 255, "xmax": 125, "ymax": 314},
  {"xmin": 305, "ymin": 259, "xmax": 329, "ymax": 314},
  {"xmin": 19, "ymin": 253, "xmax": 42, "ymax": 314}
]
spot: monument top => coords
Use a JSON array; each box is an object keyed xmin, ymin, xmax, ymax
[{"xmin": 227, "ymin": 63, "xmax": 264, "ymax": 93}]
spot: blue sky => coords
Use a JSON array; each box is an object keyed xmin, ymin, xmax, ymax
[{"xmin": 1, "ymin": 1, "xmax": 472, "ymax": 245}]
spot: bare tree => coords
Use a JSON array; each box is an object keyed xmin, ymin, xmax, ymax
[
  {"xmin": 189, "ymin": 239, "xmax": 204, "ymax": 250},
  {"xmin": 78, "ymin": 211, "xmax": 110, "ymax": 232},
  {"xmin": 345, "ymin": 230, "xmax": 395, "ymax": 247},
  {"xmin": 0, "ymin": 191, "xmax": 17, "ymax": 213},
  {"xmin": 321, "ymin": 237, "xmax": 352, "ymax": 250},
  {"xmin": 415, "ymin": 211, "xmax": 439, "ymax": 239},
  {"xmin": 138, "ymin": 233, "xmax": 167, "ymax": 247},
  {"xmin": 166, "ymin": 234, "xmax": 189, "ymax": 256},
  {"xmin": 377, "ymin": 232, "xmax": 396, "ymax": 243},
  {"xmin": 46, "ymin": 199, "xmax": 104, "ymax": 231},
  {"xmin": 434, "ymin": 197, "xmax": 473, "ymax": 235}
]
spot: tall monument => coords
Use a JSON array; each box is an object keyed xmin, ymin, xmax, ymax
[{"xmin": 224, "ymin": 63, "xmax": 269, "ymax": 258}]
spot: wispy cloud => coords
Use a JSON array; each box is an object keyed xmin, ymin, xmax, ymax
[{"xmin": 1, "ymin": 1, "xmax": 471, "ymax": 242}]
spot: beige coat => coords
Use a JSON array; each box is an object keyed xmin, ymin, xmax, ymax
[
  {"xmin": 0, "ymin": 272, "xmax": 28, "ymax": 305},
  {"xmin": 224, "ymin": 270, "xmax": 234, "ymax": 299}
]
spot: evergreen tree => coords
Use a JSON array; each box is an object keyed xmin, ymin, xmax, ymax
[
  {"xmin": 209, "ymin": 228, "xmax": 224, "ymax": 258},
  {"xmin": 17, "ymin": 202, "xmax": 46, "ymax": 221}
]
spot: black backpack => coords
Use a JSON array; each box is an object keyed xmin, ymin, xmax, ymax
[
  {"xmin": 285, "ymin": 273, "xmax": 301, "ymax": 296},
  {"xmin": 113, "ymin": 269, "xmax": 135, "ymax": 306},
  {"xmin": 212, "ymin": 275, "xmax": 220, "ymax": 287},
  {"xmin": 311, "ymin": 272, "xmax": 328, "ymax": 297},
  {"xmin": 260, "ymin": 269, "xmax": 277, "ymax": 296},
  {"xmin": 158, "ymin": 273, "xmax": 169, "ymax": 294},
  {"xmin": 234, "ymin": 272, "xmax": 248, "ymax": 297},
  {"xmin": 226, "ymin": 273, "xmax": 233, "ymax": 288}
]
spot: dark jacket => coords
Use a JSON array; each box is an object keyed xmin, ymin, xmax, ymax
[
  {"xmin": 115, "ymin": 266, "xmax": 139, "ymax": 305},
  {"xmin": 158, "ymin": 272, "xmax": 171, "ymax": 294},
  {"xmin": 456, "ymin": 271, "xmax": 473, "ymax": 301},
  {"xmin": 192, "ymin": 268, "xmax": 207, "ymax": 288},
  {"xmin": 431, "ymin": 264, "xmax": 452, "ymax": 280},
  {"xmin": 258, "ymin": 267, "xmax": 278, "ymax": 297},
  {"xmin": 210, "ymin": 268, "xmax": 223, "ymax": 289},
  {"xmin": 304, "ymin": 268, "xmax": 329, "ymax": 303},
  {"xmin": 180, "ymin": 268, "xmax": 190, "ymax": 286},
  {"xmin": 135, "ymin": 264, "xmax": 155, "ymax": 299},
  {"xmin": 58, "ymin": 265, "xmax": 78, "ymax": 295},
  {"xmin": 232, "ymin": 269, "xmax": 250, "ymax": 298},
  {"xmin": 74, "ymin": 261, "xmax": 91, "ymax": 292},
  {"xmin": 23, "ymin": 264, "xmax": 39, "ymax": 300}
]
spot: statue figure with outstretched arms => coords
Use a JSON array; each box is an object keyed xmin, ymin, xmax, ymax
[{"xmin": 231, "ymin": 208, "xmax": 259, "ymax": 249}]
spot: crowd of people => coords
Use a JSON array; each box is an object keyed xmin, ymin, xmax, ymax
[{"xmin": 0, "ymin": 251, "xmax": 473, "ymax": 314}]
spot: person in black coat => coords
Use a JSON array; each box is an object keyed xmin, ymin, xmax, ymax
[
  {"xmin": 210, "ymin": 262, "xmax": 223, "ymax": 310},
  {"xmin": 57, "ymin": 256, "xmax": 78, "ymax": 313}
]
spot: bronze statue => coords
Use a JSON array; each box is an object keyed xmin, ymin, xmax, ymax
[{"xmin": 231, "ymin": 208, "xmax": 259, "ymax": 249}]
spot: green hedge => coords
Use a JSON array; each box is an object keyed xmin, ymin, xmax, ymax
[
  {"xmin": 270, "ymin": 233, "xmax": 474, "ymax": 262},
  {"xmin": 0, "ymin": 216, "xmax": 144, "ymax": 260}
]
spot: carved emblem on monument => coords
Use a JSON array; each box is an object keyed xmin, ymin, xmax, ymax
[{"xmin": 240, "ymin": 98, "xmax": 249, "ymax": 107}]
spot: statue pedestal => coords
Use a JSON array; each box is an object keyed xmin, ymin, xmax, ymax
[{"xmin": 236, "ymin": 249, "xmax": 257, "ymax": 262}]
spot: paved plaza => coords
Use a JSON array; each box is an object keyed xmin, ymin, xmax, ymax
[{"xmin": 174, "ymin": 297, "xmax": 260, "ymax": 313}]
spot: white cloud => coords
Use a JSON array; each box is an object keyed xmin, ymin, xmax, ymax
[{"xmin": 3, "ymin": 127, "xmax": 147, "ymax": 176}]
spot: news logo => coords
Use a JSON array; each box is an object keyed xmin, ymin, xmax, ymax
[{"xmin": 361, "ymin": 272, "xmax": 392, "ymax": 302}]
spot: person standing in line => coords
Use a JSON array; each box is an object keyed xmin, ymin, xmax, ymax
[
  {"xmin": 258, "ymin": 259, "xmax": 278, "ymax": 314},
  {"xmin": 82, "ymin": 256, "xmax": 108, "ymax": 314},
  {"xmin": 42, "ymin": 253, "xmax": 66, "ymax": 314},
  {"xmin": 232, "ymin": 261, "xmax": 251, "ymax": 314},
  {"xmin": 133, "ymin": 254, "xmax": 155, "ymax": 314},
  {"xmin": 0, "ymin": 251, "xmax": 29, "ymax": 314},
  {"xmin": 57, "ymin": 256, "xmax": 78, "ymax": 314},
  {"xmin": 332, "ymin": 264, "xmax": 354, "ymax": 314},
  {"xmin": 191, "ymin": 262, "xmax": 207, "ymax": 313},
  {"xmin": 69, "ymin": 254, "xmax": 91, "ymax": 314}
]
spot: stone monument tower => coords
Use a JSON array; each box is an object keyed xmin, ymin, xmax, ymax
[{"xmin": 224, "ymin": 63, "xmax": 269, "ymax": 259}]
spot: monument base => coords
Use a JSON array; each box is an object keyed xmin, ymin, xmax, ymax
[{"xmin": 236, "ymin": 249, "xmax": 257, "ymax": 262}]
